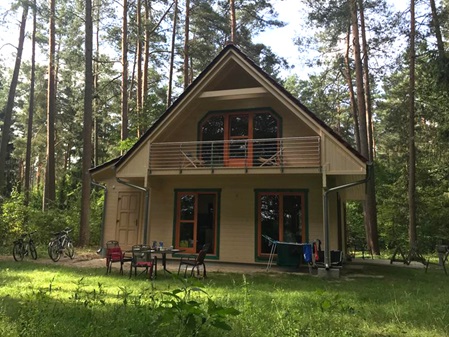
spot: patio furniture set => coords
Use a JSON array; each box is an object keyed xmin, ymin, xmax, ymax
[{"xmin": 105, "ymin": 240, "xmax": 209, "ymax": 279}]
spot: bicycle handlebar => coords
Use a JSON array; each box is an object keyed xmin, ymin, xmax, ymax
[{"xmin": 51, "ymin": 228, "xmax": 72, "ymax": 237}]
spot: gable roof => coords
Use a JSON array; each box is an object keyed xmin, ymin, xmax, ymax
[{"xmin": 100, "ymin": 43, "xmax": 366, "ymax": 171}]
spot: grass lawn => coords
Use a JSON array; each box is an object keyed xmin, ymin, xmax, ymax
[{"xmin": 0, "ymin": 258, "xmax": 448, "ymax": 337}]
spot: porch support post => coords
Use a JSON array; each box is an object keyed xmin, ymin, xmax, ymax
[
  {"xmin": 322, "ymin": 163, "xmax": 372, "ymax": 269},
  {"xmin": 322, "ymin": 165, "xmax": 331, "ymax": 269}
]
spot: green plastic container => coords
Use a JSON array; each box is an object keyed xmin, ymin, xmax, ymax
[{"xmin": 276, "ymin": 244, "xmax": 301, "ymax": 267}]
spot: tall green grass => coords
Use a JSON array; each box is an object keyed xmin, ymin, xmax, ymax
[{"xmin": 0, "ymin": 260, "xmax": 448, "ymax": 337}]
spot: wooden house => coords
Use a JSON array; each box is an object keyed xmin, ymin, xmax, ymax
[{"xmin": 90, "ymin": 44, "xmax": 368, "ymax": 266}]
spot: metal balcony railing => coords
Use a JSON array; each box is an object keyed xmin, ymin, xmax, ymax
[{"xmin": 149, "ymin": 136, "xmax": 320, "ymax": 172}]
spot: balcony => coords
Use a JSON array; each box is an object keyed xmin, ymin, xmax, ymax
[{"xmin": 148, "ymin": 136, "xmax": 321, "ymax": 174}]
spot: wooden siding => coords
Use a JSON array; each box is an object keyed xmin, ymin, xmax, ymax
[
  {"xmin": 144, "ymin": 174, "xmax": 341, "ymax": 264},
  {"xmin": 323, "ymin": 137, "xmax": 365, "ymax": 174},
  {"xmin": 116, "ymin": 142, "xmax": 149, "ymax": 178}
]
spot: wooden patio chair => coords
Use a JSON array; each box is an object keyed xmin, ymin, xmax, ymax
[
  {"xmin": 181, "ymin": 150, "xmax": 204, "ymax": 168},
  {"xmin": 258, "ymin": 147, "xmax": 283, "ymax": 166},
  {"xmin": 177, "ymin": 243, "xmax": 210, "ymax": 278}
]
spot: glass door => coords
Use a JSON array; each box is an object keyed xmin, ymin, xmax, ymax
[
  {"xmin": 178, "ymin": 194, "xmax": 196, "ymax": 252},
  {"xmin": 225, "ymin": 114, "xmax": 252, "ymax": 167},
  {"xmin": 257, "ymin": 191, "xmax": 305, "ymax": 257},
  {"xmin": 176, "ymin": 192, "xmax": 217, "ymax": 254}
]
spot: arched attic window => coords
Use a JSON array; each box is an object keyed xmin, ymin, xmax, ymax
[{"xmin": 199, "ymin": 110, "xmax": 280, "ymax": 167}]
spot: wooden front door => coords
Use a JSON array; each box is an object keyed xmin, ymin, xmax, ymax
[{"xmin": 116, "ymin": 192, "xmax": 141, "ymax": 247}]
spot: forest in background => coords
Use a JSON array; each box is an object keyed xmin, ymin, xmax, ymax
[{"xmin": 1, "ymin": 0, "xmax": 448, "ymax": 254}]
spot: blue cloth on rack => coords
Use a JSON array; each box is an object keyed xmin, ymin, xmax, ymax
[{"xmin": 303, "ymin": 244, "xmax": 312, "ymax": 263}]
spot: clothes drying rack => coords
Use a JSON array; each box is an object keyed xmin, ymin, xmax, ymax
[{"xmin": 262, "ymin": 235, "xmax": 316, "ymax": 271}]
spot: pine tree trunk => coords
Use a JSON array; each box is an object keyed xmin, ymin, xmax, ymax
[
  {"xmin": 167, "ymin": 0, "xmax": 178, "ymax": 107},
  {"xmin": 409, "ymin": 0, "xmax": 417, "ymax": 247},
  {"xmin": 0, "ymin": 3, "xmax": 28, "ymax": 197},
  {"xmin": 350, "ymin": 0, "xmax": 374, "ymax": 252},
  {"xmin": 350, "ymin": 0, "xmax": 368, "ymax": 157},
  {"xmin": 359, "ymin": 0, "xmax": 379, "ymax": 255},
  {"xmin": 230, "ymin": 0, "xmax": 236, "ymax": 43},
  {"xmin": 429, "ymin": 0, "xmax": 444, "ymax": 58},
  {"xmin": 142, "ymin": 0, "xmax": 150, "ymax": 115},
  {"xmin": 79, "ymin": 0, "xmax": 93, "ymax": 247},
  {"xmin": 93, "ymin": 0, "xmax": 100, "ymax": 167},
  {"xmin": 25, "ymin": 0, "xmax": 37, "ymax": 206},
  {"xmin": 344, "ymin": 24, "xmax": 360, "ymax": 150},
  {"xmin": 136, "ymin": 0, "xmax": 142, "ymax": 138},
  {"xmin": 44, "ymin": 0, "xmax": 57, "ymax": 209},
  {"xmin": 184, "ymin": 0, "xmax": 190, "ymax": 89},
  {"xmin": 121, "ymin": 0, "xmax": 129, "ymax": 143}
]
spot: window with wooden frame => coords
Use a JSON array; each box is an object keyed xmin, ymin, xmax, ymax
[
  {"xmin": 256, "ymin": 191, "xmax": 307, "ymax": 258},
  {"xmin": 175, "ymin": 191, "xmax": 218, "ymax": 255},
  {"xmin": 200, "ymin": 110, "xmax": 280, "ymax": 167}
]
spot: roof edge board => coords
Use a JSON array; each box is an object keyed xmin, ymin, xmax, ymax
[{"xmin": 199, "ymin": 87, "xmax": 267, "ymax": 100}]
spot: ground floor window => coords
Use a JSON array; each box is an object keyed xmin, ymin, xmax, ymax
[
  {"xmin": 256, "ymin": 190, "xmax": 307, "ymax": 258},
  {"xmin": 175, "ymin": 190, "xmax": 218, "ymax": 255}
]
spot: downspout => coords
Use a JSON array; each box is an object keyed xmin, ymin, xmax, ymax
[
  {"xmin": 116, "ymin": 176, "xmax": 150, "ymax": 245},
  {"xmin": 323, "ymin": 162, "xmax": 372, "ymax": 269},
  {"xmin": 91, "ymin": 180, "xmax": 107, "ymax": 255}
]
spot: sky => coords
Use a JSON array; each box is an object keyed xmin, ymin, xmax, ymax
[
  {"xmin": 253, "ymin": 0, "xmax": 307, "ymax": 76},
  {"xmin": 254, "ymin": 0, "xmax": 410, "ymax": 78}
]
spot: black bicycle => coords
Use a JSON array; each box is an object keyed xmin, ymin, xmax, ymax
[
  {"xmin": 48, "ymin": 228, "xmax": 75, "ymax": 262},
  {"xmin": 13, "ymin": 231, "xmax": 38, "ymax": 261}
]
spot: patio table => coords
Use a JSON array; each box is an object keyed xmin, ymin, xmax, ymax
[{"xmin": 152, "ymin": 248, "xmax": 183, "ymax": 275}]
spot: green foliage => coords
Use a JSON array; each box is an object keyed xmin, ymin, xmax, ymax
[
  {"xmin": 158, "ymin": 276, "xmax": 240, "ymax": 335},
  {"xmin": 1, "ymin": 261, "xmax": 449, "ymax": 336},
  {"xmin": 0, "ymin": 265, "xmax": 242, "ymax": 337},
  {"xmin": 0, "ymin": 187, "xmax": 103, "ymax": 250}
]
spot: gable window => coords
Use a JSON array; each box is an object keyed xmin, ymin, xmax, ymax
[
  {"xmin": 175, "ymin": 190, "xmax": 219, "ymax": 255},
  {"xmin": 256, "ymin": 191, "xmax": 307, "ymax": 258},
  {"xmin": 200, "ymin": 110, "xmax": 280, "ymax": 167}
]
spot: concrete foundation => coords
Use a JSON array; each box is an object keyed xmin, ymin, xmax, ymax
[{"xmin": 316, "ymin": 267, "xmax": 340, "ymax": 279}]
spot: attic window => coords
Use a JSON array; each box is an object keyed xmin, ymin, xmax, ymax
[{"xmin": 199, "ymin": 110, "xmax": 280, "ymax": 167}]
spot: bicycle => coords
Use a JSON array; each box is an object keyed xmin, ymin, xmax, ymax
[
  {"xmin": 48, "ymin": 228, "xmax": 75, "ymax": 262},
  {"xmin": 13, "ymin": 231, "xmax": 38, "ymax": 261}
]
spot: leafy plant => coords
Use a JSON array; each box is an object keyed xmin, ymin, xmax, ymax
[{"xmin": 158, "ymin": 276, "xmax": 240, "ymax": 336}]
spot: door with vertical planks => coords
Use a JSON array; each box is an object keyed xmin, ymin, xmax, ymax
[{"xmin": 116, "ymin": 192, "xmax": 141, "ymax": 247}]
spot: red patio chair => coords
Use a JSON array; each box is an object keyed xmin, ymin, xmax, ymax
[
  {"xmin": 129, "ymin": 245, "xmax": 156, "ymax": 279},
  {"xmin": 105, "ymin": 240, "xmax": 131, "ymax": 275},
  {"xmin": 177, "ymin": 243, "xmax": 210, "ymax": 278}
]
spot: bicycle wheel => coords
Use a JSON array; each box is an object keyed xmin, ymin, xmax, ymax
[
  {"xmin": 29, "ymin": 242, "xmax": 38, "ymax": 260},
  {"xmin": 65, "ymin": 241, "xmax": 75, "ymax": 259},
  {"xmin": 48, "ymin": 240, "xmax": 55, "ymax": 258},
  {"xmin": 13, "ymin": 242, "xmax": 24, "ymax": 261},
  {"xmin": 49, "ymin": 241, "xmax": 61, "ymax": 262}
]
